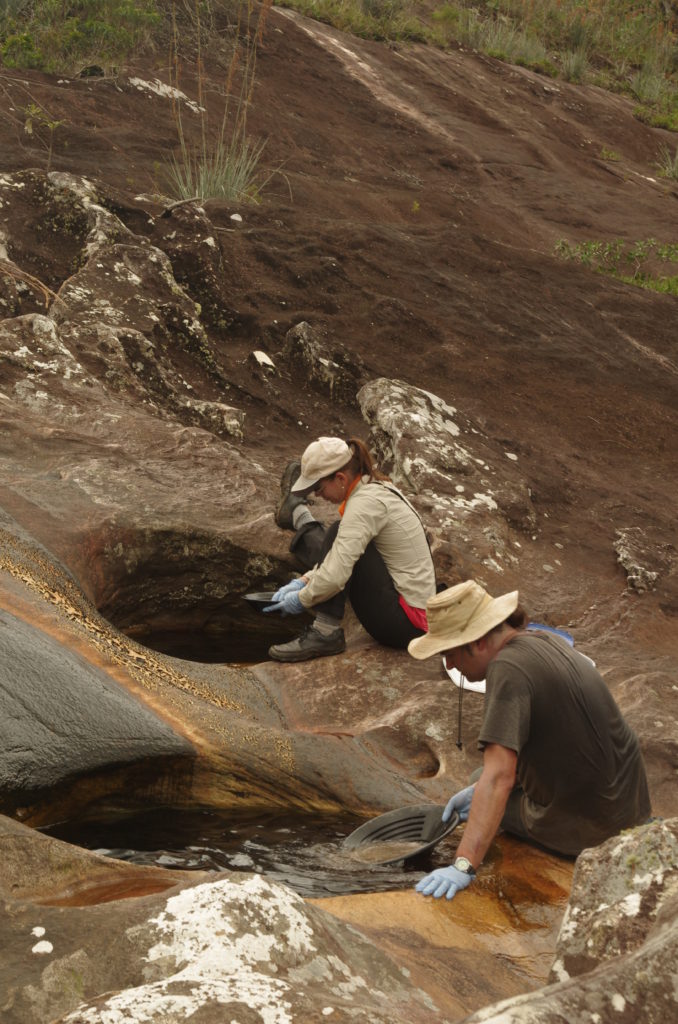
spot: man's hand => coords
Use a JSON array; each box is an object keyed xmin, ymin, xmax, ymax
[
  {"xmin": 443, "ymin": 784, "xmax": 475, "ymax": 823},
  {"xmin": 415, "ymin": 865, "xmax": 473, "ymax": 900}
]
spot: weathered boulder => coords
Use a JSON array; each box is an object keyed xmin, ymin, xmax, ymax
[
  {"xmin": 358, "ymin": 377, "xmax": 537, "ymax": 580},
  {"xmin": 551, "ymin": 817, "xmax": 678, "ymax": 981},
  {"xmin": 614, "ymin": 526, "xmax": 674, "ymax": 593},
  {"xmin": 282, "ymin": 320, "xmax": 365, "ymax": 403},
  {"xmin": 0, "ymin": 607, "xmax": 192, "ymax": 814}
]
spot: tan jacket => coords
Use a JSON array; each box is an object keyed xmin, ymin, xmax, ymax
[{"xmin": 299, "ymin": 478, "xmax": 436, "ymax": 610}]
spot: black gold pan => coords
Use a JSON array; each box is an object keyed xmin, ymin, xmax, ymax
[{"xmin": 342, "ymin": 804, "xmax": 461, "ymax": 866}]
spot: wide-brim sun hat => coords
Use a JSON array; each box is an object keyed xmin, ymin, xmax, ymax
[
  {"xmin": 408, "ymin": 580, "xmax": 519, "ymax": 660},
  {"xmin": 291, "ymin": 437, "xmax": 352, "ymax": 493}
]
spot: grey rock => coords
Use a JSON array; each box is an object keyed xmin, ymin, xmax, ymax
[
  {"xmin": 282, "ymin": 321, "xmax": 363, "ymax": 403},
  {"xmin": 0, "ymin": 609, "xmax": 192, "ymax": 809},
  {"xmin": 0, "ymin": 844, "xmax": 446, "ymax": 1024},
  {"xmin": 358, "ymin": 377, "xmax": 536, "ymax": 575},
  {"xmin": 614, "ymin": 527, "xmax": 673, "ymax": 593}
]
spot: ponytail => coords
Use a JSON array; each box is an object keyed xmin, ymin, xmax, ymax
[{"xmin": 343, "ymin": 437, "xmax": 391, "ymax": 483}]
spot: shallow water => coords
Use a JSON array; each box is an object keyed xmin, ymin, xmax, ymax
[{"xmin": 41, "ymin": 808, "xmax": 459, "ymax": 897}]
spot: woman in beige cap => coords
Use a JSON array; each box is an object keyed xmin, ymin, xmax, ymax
[
  {"xmin": 265, "ymin": 436, "xmax": 436, "ymax": 662},
  {"xmin": 407, "ymin": 580, "xmax": 651, "ymax": 901}
]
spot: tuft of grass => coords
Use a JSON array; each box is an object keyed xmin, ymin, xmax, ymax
[
  {"xmin": 631, "ymin": 61, "xmax": 669, "ymax": 104},
  {"xmin": 432, "ymin": 5, "xmax": 553, "ymax": 73},
  {"xmin": 561, "ymin": 47, "xmax": 588, "ymax": 83},
  {"xmin": 656, "ymin": 143, "xmax": 678, "ymax": 179},
  {"xmin": 164, "ymin": 0, "xmax": 273, "ymax": 204},
  {"xmin": 165, "ymin": 132, "xmax": 267, "ymax": 202}
]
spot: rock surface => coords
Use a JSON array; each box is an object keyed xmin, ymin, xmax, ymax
[
  {"xmin": 0, "ymin": 818, "xmax": 448, "ymax": 1024},
  {"xmin": 1, "ymin": 5, "xmax": 678, "ymax": 1022},
  {"xmin": 462, "ymin": 820, "xmax": 678, "ymax": 1023},
  {"xmin": 0, "ymin": 607, "xmax": 192, "ymax": 811}
]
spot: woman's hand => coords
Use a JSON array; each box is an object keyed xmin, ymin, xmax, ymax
[
  {"xmin": 271, "ymin": 578, "xmax": 306, "ymax": 601},
  {"xmin": 264, "ymin": 590, "xmax": 305, "ymax": 615}
]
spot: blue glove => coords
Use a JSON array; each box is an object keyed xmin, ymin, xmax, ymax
[
  {"xmin": 443, "ymin": 784, "xmax": 475, "ymax": 823},
  {"xmin": 271, "ymin": 578, "xmax": 306, "ymax": 602},
  {"xmin": 415, "ymin": 865, "xmax": 473, "ymax": 900},
  {"xmin": 263, "ymin": 590, "xmax": 304, "ymax": 615}
]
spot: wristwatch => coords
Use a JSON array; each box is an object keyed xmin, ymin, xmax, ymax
[{"xmin": 453, "ymin": 856, "xmax": 476, "ymax": 876}]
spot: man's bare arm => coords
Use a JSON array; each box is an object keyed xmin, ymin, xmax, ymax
[{"xmin": 455, "ymin": 743, "xmax": 518, "ymax": 868}]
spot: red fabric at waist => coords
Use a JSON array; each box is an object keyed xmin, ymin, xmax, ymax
[{"xmin": 399, "ymin": 595, "xmax": 428, "ymax": 632}]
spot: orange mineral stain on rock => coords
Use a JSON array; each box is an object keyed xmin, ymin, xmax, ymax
[
  {"xmin": 309, "ymin": 835, "xmax": 573, "ymax": 1020},
  {"xmin": 39, "ymin": 876, "xmax": 183, "ymax": 907}
]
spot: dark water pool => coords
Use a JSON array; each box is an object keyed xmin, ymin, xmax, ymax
[
  {"xmin": 126, "ymin": 622, "xmax": 302, "ymax": 664},
  {"xmin": 41, "ymin": 808, "xmax": 459, "ymax": 898}
]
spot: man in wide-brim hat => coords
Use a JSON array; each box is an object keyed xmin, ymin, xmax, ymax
[{"xmin": 407, "ymin": 580, "xmax": 651, "ymax": 901}]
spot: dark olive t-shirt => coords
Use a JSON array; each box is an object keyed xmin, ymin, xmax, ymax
[{"xmin": 479, "ymin": 632, "xmax": 651, "ymax": 855}]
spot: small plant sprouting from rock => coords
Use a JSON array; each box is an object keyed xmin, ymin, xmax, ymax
[
  {"xmin": 555, "ymin": 237, "xmax": 678, "ymax": 296},
  {"xmin": 23, "ymin": 101, "xmax": 64, "ymax": 173}
]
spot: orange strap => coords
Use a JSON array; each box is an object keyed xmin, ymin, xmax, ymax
[{"xmin": 339, "ymin": 474, "xmax": 361, "ymax": 516}]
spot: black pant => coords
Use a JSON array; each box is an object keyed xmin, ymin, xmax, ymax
[{"xmin": 290, "ymin": 521, "xmax": 424, "ymax": 649}]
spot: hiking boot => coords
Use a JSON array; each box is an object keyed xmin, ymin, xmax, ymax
[
  {"xmin": 269, "ymin": 625, "xmax": 346, "ymax": 663},
  {"xmin": 275, "ymin": 459, "xmax": 307, "ymax": 530}
]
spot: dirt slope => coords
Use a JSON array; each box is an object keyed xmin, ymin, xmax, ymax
[{"xmin": 1, "ymin": 9, "xmax": 677, "ymax": 683}]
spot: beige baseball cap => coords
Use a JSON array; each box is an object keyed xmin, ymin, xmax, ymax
[
  {"xmin": 292, "ymin": 437, "xmax": 352, "ymax": 493},
  {"xmin": 408, "ymin": 580, "xmax": 519, "ymax": 659}
]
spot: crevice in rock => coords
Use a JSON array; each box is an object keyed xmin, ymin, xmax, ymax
[{"xmin": 82, "ymin": 524, "xmax": 302, "ymax": 663}]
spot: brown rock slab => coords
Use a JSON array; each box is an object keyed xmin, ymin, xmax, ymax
[{"xmin": 312, "ymin": 833, "xmax": 573, "ymax": 1020}]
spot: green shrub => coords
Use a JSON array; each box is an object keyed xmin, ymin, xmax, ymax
[
  {"xmin": 0, "ymin": 0, "xmax": 160, "ymax": 74},
  {"xmin": 555, "ymin": 237, "xmax": 678, "ymax": 296}
]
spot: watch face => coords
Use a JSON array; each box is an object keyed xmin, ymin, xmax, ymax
[{"xmin": 454, "ymin": 857, "xmax": 473, "ymax": 874}]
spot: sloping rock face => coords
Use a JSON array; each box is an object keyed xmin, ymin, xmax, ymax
[{"xmin": 1, "ymin": 6, "xmax": 678, "ymax": 1022}]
